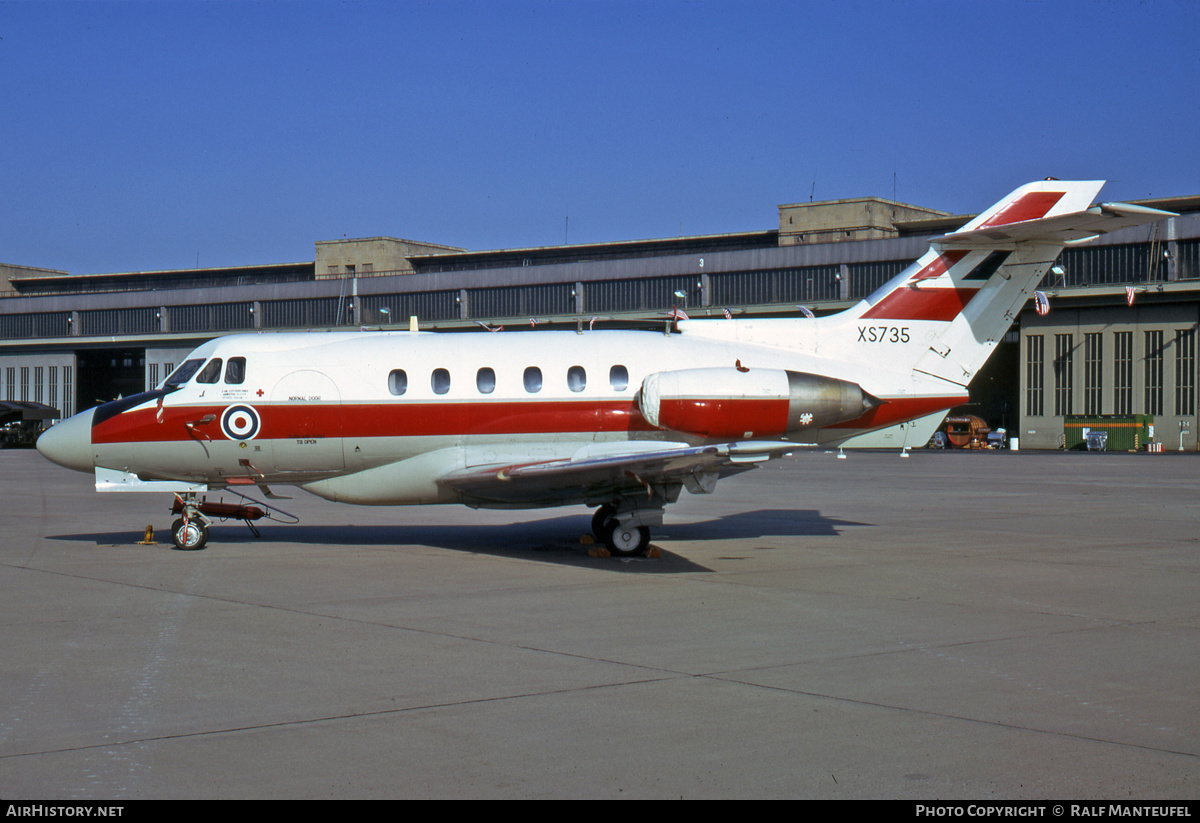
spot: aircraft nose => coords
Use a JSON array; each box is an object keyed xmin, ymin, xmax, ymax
[{"xmin": 36, "ymin": 408, "xmax": 95, "ymax": 474}]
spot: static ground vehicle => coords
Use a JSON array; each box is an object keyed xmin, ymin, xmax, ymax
[{"xmin": 1, "ymin": 401, "xmax": 59, "ymax": 448}]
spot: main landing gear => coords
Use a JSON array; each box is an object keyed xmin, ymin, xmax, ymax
[{"xmin": 591, "ymin": 503, "xmax": 654, "ymax": 557}]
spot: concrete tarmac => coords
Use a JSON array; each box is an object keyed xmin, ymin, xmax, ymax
[{"xmin": 1, "ymin": 447, "xmax": 1197, "ymax": 799}]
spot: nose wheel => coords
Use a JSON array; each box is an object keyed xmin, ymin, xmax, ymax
[
  {"xmin": 170, "ymin": 493, "xmax": 211, "ymax": 551},
  {"xmin": 171, "ymin": 516, "xmax": 209, "ymax": 551}
]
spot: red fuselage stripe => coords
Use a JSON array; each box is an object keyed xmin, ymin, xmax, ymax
[
  {"xmin": 92, "ymin": 400, "xmax": 655, "ymax": 444},
  {"xmin": 827, "ymin": 394, "xmax": 968, "ymax": 429},
  {"xmin": 91, "ymin": 395, "xmax": 967, "ymax": 444}
]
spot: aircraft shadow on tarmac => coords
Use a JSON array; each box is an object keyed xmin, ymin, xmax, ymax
[{"xmin": 51, "ymin": 508, "xmax": 868, "ymax": 572}]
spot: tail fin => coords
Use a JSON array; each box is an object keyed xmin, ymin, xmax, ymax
[{"xmin": 842, "ymin": 180, "xmax": 1174, "ymax": 389}]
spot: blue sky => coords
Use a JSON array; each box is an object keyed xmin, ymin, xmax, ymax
[{"xmin": 2, "ymin": 0, "xmax": 1197, "ymax": 274}]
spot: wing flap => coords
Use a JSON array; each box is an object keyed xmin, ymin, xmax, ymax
[{"xmin": 439, "ymin": 440, "xmax": 800, "ymax": 507}]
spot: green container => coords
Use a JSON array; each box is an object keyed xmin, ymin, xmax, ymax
[{"xmin": 1063, "ymin": 415, "xmax": 1154, "ymax": 451}]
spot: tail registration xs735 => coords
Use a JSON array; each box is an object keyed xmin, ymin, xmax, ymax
[{"xmin": 37, "ymin": 181, "xmax": 1174, "ymax": 553}]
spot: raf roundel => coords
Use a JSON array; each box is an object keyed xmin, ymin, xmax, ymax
[{"xmin": 221, "ymin": 404, "xmax": 261, "ymax": 441}]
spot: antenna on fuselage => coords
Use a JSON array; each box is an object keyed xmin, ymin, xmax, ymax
[{"xmin": 409, "ymin": 315, "xmax": 419, "ymax": 334}]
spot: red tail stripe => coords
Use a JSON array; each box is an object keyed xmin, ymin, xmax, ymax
[
  {"xmin": 860, "ymin": 286, "xmax": 979, "ymax": 322},
  {"xmin": 911, "ymin": 250, "xmax": 968, "ymax": 281},
  {"xmin": 978, "ymin": 191, "xmax": 1065, "ymax": 228}
]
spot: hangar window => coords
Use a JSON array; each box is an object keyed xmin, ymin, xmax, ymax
[
  {"xmin": 1084, "ymin": 334, "xmax": 1103, "ymax": 415},
  {"xmin": 196, "ymin": 358, "xmax": 223, "ymax": 384},
  {"xmin": 567, "ymin": 366, "xmax": 586, "ymax": 392},
  {"xmin": 432, "ymin": 368, "xmax": 451, "ymax": 395},
  {"xmin": 523, "ymin": 367, "xmax": 542, "ymax": 393},
  {"xmin": 1114, "ymin": 332, "xmax": 1133, "ymax": 414},
  {"xmin": 609, "ymin": 365, "xmax": 629, "ymax": 391},
  {"xmin": 1145, "ymin": 330, "xmax": 1164, "ymax": 416},
  {"xmin": 224, "ymin": 357, "xmax": 246, "ymax": 385},
  {"xmin": 1175, "ymin": 329, "xmax": 1196, "ymax": 416},
  {"xmin": 388, "ymin": 369, "xmax": 408, "ymax": 396},
  {"xmin": 477, "ymin": 367, "xmax": 496, "ymax": 394},
  {"xmin": 1053, "ymin": 334, "xmax": 1073, "ymax": 417},
  {"xmin": 1025, "ymin": 336, "xmax": 1044, "ymax": 417}
]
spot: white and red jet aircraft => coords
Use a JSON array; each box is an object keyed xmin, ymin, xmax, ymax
[{"xmin": 38, "ymin": 180, "xmax": 1173, "ymax": 553}]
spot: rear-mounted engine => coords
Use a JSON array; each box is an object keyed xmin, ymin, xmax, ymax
[{"xmin": 639, "ymin": 367, "xmax": 879, "ymax": 439}]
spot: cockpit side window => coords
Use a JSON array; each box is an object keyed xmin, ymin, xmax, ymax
[
  {"xmin": 164, "ymin": 358, "xmax": 206, "ymax": 388},
  {"xmin": 224, "ymin": 357, "xmax": 246, "ymax": 385},
  {"xmin": 196, "ymin": 358, "xmax": 223, "ymax": 384}
]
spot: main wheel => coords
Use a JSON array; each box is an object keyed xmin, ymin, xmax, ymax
[
  {"xmin": 591, "ymin": 504, "xmax": 617, "ymax": 539},
  {"xmin": 171, "ymin": 517, "xmax": 209, "ymax": 551},
  {"xmin": 604, "ymin": 520, "xmax": 650, "ymax": 557}
]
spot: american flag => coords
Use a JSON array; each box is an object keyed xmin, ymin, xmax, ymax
[
  {"xmin": 798, "ymin": 305, "xmax": 815, "ymax": 318},
  {"xmin": 1126, "ymin": 285, "xmax": 1136, "ymax": 306},
  {"xmin": 722, "ymin": 307, "xmax": 732, "ymax": 319},
  {"xmin": 1034, "ymin": 291, "xmax": 1050, "ymax": 316}
]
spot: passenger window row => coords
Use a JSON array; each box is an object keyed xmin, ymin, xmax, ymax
[{"xmin": 388, "ymin": 365, "xmax": 629, "ymax": 397}]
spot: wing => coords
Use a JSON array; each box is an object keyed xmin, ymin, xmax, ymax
[{"xmin": 438, "ymin": 439, "xmax": 799, "ymax": 508}]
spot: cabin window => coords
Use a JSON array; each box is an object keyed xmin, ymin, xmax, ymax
[
  {"xmin": 567, "ymin": 366, "xmax": 586, "ymax": 392},
  {"xmin": 224, "ymin": 357, "xmax": 246, "ymax": 385},
  {"xmin": 196, "ymin": 358, "xmax": 223, "ymax": 384},
  {"xmin": 476, "ymin": 367, "xmax": 496, "ymax": 394},
  {"xmin": 164, "ymin": 359, "xmax": 204, "ymax": 388},
  {"xmin": 609, "ymin": 365, "xmax": 629, "ymax": 391},
  {"xmin": 388, "ymin": 369, "xmax": 408, "ymax": 396},
  {"xmin": 523, "ymin": 366, "xmax": 542, "ymax": 393},
  {"xmin": 432, "ymin": 368, "xmax": 451, "ymax": 395}
]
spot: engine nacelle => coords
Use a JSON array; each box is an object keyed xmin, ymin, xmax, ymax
[{"xmin": 639, "ymin": 367, "xmax": 878, "ymax": 439}]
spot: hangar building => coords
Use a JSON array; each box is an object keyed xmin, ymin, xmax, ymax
[{"xmin": 2, "ymin": 188, "xmax": 1197, "ymax": 449}]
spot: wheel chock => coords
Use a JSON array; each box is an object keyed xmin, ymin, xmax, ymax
[{"xmin": 136, "ymin": 524, "xmax": 157, "ymax": 545}]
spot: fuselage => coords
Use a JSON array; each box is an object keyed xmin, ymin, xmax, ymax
[{"xmin": 38, "ymin": 323, "xmax": 964, "ymax": 506}]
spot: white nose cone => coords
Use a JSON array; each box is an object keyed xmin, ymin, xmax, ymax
[{"xmin": 37, "ymin": 409, "xmax": 95, "ymax": 474}]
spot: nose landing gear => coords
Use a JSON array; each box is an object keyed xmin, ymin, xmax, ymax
[
  {"xmin": 167, "ymin": 491, "xmax": 293, "ymax": 551},
  {"xmin": 171, "ymin": 514, "xmax": 209, "ymax": 551}
]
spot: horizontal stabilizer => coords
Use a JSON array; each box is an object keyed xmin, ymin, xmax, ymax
[{"xmin": 935, "ymin": 202, "xmax": 1176, "ymax": 250}]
